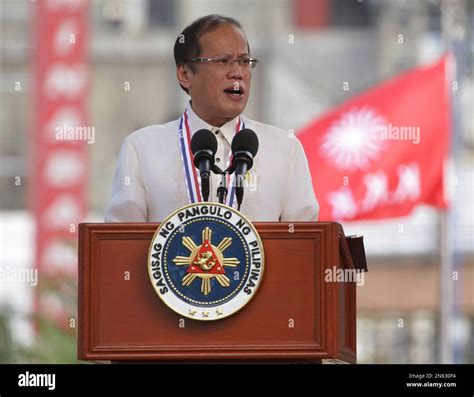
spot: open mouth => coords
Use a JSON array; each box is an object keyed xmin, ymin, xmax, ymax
[{"xmin": 223, "ymin": 86, "xmax": 245, "ymax": 99}]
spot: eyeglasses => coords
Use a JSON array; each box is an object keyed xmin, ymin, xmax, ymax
[{"xmin": 187, "ymin": 54, "xmax": 259, "ymax": 70}]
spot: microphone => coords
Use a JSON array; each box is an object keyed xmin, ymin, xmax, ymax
[
  {"xmin": 229, "ymin": 128, "xmax": 259, "ymax": 210},
  {"xmin": 190, "ymin": 129, "xmax": 217, "ymax": 202}
]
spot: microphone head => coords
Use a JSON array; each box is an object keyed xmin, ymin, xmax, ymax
[
  {"xmin": 191, "ymin": 129, "xmax": 217, "ymax": 155},
  {"xmin": 231, "ymin": 128, "xmax": 259, "ymax": 157}
]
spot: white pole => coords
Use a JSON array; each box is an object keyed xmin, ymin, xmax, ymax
[
  {"xmin": 439, "ymin": 0, "xmax": 466, "ymax": 364},
  {"xmin": 439, "ymin": 209, "xmax": 454, "ymax": 363}
]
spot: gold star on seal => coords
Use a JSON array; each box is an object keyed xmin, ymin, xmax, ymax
[{"xmin": 172, "ymin": 227, "xmax": 240, "ymax": 295}]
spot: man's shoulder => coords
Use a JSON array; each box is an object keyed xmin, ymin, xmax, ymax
[{"xmin": 125, "ymin": 119, "xmax": 180, "ymax": 145}]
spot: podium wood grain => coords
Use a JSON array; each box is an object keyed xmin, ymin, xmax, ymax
[{"xmin": 78, "ymin": 222, "xmax": 356, "ymax": 362}]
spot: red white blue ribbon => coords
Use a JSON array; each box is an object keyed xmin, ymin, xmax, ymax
[
  {"xmin": 178, "ymin": 110, "xmax": 202, "ymax": 203},
  {"xmin": 178, "ymin": 110, "xmax": 244, "ymax": 205}
]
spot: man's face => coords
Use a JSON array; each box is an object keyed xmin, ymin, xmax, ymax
[{"xmin": 179, "ymin": 24, "xmax": 252, "ymax": 126}]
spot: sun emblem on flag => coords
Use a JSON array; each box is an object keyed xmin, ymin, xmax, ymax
[
  {"xmin": 172, "ymin": 227, "xmax": 240, "ymax": 295},
  {"xmin": 320, "ymin": 107, "xmax": 387, "ymax": 170}
]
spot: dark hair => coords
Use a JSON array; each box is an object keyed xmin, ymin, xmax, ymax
[{"xmin": 174, "ymin": 14, "xmax": 249, "ymax": 94}]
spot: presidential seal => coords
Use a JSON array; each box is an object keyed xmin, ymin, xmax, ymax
[{"xmin": 148, "ymin": 203, "xmax": 264, "ymax": 321}]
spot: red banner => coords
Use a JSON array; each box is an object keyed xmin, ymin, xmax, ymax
[
  {"xmin": 32, "ymin": 0, "xmax": 90, "ymax": 322},
  {"xmin": 299, "ymin": 56, "xmax": 451, "ymax": 221}
]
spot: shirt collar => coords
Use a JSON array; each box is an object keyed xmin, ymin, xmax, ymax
[{"xmin": 185, "ymin": 102, "xmax": 242, "ymax": 145}]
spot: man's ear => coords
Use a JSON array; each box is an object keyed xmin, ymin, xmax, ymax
[{"xmin": 177, "ymin": 64, "xmax": 192, "ymax": 91}]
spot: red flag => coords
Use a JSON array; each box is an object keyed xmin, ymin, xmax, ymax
[{"xmin": 299, "ymin": 55, "xmax": 452, "ymax": 221}]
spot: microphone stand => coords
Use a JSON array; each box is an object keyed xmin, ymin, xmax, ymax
[
  {"xmin": 212, "ymin": 165, "xmax": 227, "ymax": 204},
  {"xmin": 213, "ymin": 164, "xmax": 245, "ymax": 211},
  {"xmin": 235, "ymin": 174, "xmax": 244, "ymax": 211},
  {"xmin": 227, "ymin": 163, "xmax": 246, "ymax": 212}
]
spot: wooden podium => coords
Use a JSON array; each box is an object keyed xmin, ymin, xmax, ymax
[{"xmin": 78, "ymin": 222, "xmax": 356, "ymax": 363}]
